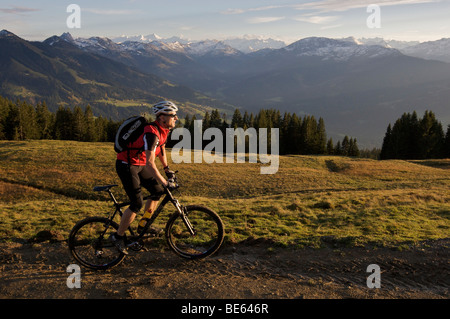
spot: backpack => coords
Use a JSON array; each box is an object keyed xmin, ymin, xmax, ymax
[
  {"xmin": 114, "ymin": 116, "xmax": 165, "ymax": 155},
  {"xmin": 114, "ymin": 116, "xmax": 148, "ymax": 153}
]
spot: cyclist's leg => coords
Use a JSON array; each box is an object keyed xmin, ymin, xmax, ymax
[
  {"xmin": 139, "ymin": 167, "xmax": 165, "ymax": 231},
  {"xmin": 115, "ymin": 161, "xmax": 145, "ymax": 236},
  {"xmin": 117, "ymin": 207, "xmax": 136, "ymax": 236},
  {"xmin": 143, "ymin": 199, "xmax": 159, "ymax": 216}
]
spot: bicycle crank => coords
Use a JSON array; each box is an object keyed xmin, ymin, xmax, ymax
[{"xmin": 127, "ymin": 240, "xmax": 147, "ymax": 252}]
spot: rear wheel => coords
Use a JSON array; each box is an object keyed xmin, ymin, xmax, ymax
[
  {"xmin": 165, "ymin": 205, "xmax": 224, "ymax": 259},
  {"xmin": 68, "ymin": 217, "xmax": 126, "ymax": 270}
]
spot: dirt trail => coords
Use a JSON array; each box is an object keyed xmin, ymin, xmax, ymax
[{"xmin": 0, "ymin": 238, "xmax": 448, "ymax": 299}]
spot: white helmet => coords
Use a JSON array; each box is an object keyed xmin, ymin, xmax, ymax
[{"xmin": 152, "ymin": 101, "xmax": 178, "ymax": 116}]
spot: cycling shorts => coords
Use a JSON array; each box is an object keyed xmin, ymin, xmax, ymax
[{"xmin": 115, "ymin": 160, "xmax": 164, "ymax": 212}]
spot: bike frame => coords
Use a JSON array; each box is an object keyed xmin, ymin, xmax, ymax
[{"xmin": 104, "ymin": 187, "xmax": 194, "ymax": 240}]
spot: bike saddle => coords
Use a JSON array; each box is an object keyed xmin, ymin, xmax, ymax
[{"xmin": 93, "ymin": 184, "xmax": 118, "ymax": 192}]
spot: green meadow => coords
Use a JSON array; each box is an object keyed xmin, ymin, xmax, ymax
[{"xmin": 0, "ymin": 140, "xmax": 449, "ymax": 248}]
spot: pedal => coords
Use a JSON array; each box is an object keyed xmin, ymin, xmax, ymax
[{"xmin": 127, "ymin": 241, "xmax": 145, "ymax": 252}]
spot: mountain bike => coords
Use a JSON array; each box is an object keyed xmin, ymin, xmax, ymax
[{"xmin": 68, "ymin": 174, "xmax": 225, "ymax": 270}]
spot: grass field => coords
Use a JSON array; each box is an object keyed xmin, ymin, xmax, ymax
[{"xmin": 0, "ymin": 140, "xmax": 449, "ymax": 248}]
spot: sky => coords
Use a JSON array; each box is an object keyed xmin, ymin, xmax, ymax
[{"xmin": 1, "ymin": 0, "xmax": 449, "ymax": 44}]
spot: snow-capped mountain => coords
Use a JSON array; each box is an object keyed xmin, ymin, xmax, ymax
[
  {"xmin": 74, "ymin": 36, "xmax": 122, "ymax": 53},
  {"xmin": 356, "ymin": 37, "xmax": 419, "ymax": 50},
  {"xmin": 72, "ymin": 34, "xmax": 403, "ymax": 61},
  {"xmin": 183, "ymin": 40, "xmax": 241, "ymax": 56},
  {"xmin": 222, "ymin": 36, "xmax": 286, "ymax": 53},
  {"xmin": 43, "ymin": 32, "xmax": 76, "ymax": 46},
  {"xmin": 65, "ymin": 34, "xmax": 239, "ymax": 57},
  {"xmin": 400, "ymin": 38, "xmax": 450, "ymax": 63},
  {"xmin": 112, "ymin": 34, "xmax": 285, "ymax": 54},
  {"xmin": 284, "ymin": 37, "xmax": 401, "ymax": 61},
  {"xmin": 112, "ymin": 33, "xmax": 163, "ymax": 43}
]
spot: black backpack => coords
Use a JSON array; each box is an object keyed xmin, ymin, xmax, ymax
[
  {"xmin": 114, "ymin": 116, "xmax": 164, "ymax": 155},
  {"xmin": 114, "ymin": 116, "xmax": 148, "ymax": 153}
]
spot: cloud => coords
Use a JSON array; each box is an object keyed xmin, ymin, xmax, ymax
[
  {"xmin": 0, "ymin": 5, "xmax": 39, "ymax": 14},
  {"xmin": 222, "ymin": 8, "xmax": 246, "ymax": 15},
  {"xmin": 294, "ymin": 0, "xmax": 440, "ymax": 13},
  {"xmin": 247, "ymin": 16, "xmax": 285, "ymax": 24},
  {"xmin": 222, "ymin": 5, "xmax": 285, "ymax": 15},
  {"xmin": 223, "ymin": 0, "xmax": 440, "ymax": 16},
  {"xmin": 84, "ymin": 8, "xmax": 138, "ymax": 15},
  {"xmin": 293, "ymin": 15, "xmax": 340, "ymax": 24}
]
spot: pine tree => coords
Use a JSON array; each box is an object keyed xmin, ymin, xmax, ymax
[
  {"xmin": 210, "ymin": 109, "xmax": 222, "ymax": 128},
  {"xmin": 54, "ymin": 106, "xmax": 73, "ymax": 140},
  {"xmin": 348, "ymin": 138, "xmax": 360, "ymax": 157},
  {"xmin": 183, "ymin": 114, "xmax": 191, "ymax": 129},
  {"xmin": 15, "ymin": 100, "xmax": 39, "ymax": 140},
  {"xmin": 72, "ymin": 106, "xmax": 85, "ymax": 141},
  {"xmin": 341, "ymin": 136, "xmax": 350, "ymax": 156},
  {"xmin": 380, "ymin": 124, "xmax": 393, "ymax": 160},
  {"xmin": 300, "ymin": 116, "xmax": 317, "ymax": 154},
  {"xmin": 84, "ymin": 105, "xmax": 96, "ymax": 142},
  {"xmin": 4, "ymin": 101, "xmax": 19, "ymax": 140},
  {"xmin": 280, "ymin": 112, "xmax": 291, "ymax": 154},
  {"xmin": 231, "ymin": 109, "xmax": 243, "ymax": 129},
  {"xmin": 0, "ymin": 96, "xmax": 11, "ymax": 139},
  {"xmin": 94, "ymin": 116, "xmax": 108, "ymax": 142},
  {"xmin": 315, "ymin": 117, "xmax": 327, "ymax": 154},
  {"xmin": 287, "ymin": 113, "xmax": 302, "ymax": 154},
  {"xmin": 106, "ymin": 118, "xmax": 121, "ymax": 142},
  {"xmin": 326, "ymin": 138, "xmax": 334, "ymax": 155},
  {"xmin": 36, "ymin": 102, "xmax": 54, "ymax": 140},
  {"xmin": 419, "ymin": 110, "xmax": 444, "ymax": 159},
  {"xmin": 335, "ymin": 141, "xmax": 342, "ymax": 156},
  {"xmin": 202, "ymin": 111, "xmax": 211, "ymax": 131}
]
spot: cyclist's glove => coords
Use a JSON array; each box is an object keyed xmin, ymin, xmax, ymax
[
  {"xmin": 164, "ymin": 167, "xmax": 176, "ymax": 179},
  {"xmin": 165, "ymin": 178, "xmax": 177, "ymax": 190}
]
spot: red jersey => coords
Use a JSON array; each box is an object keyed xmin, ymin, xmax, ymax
[{"xmin": 116, "ymin": 121, "xmax": 169, "ymax": 165}]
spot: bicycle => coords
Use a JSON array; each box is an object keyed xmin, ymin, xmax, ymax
[{"xmin": 68, "ymin": 174, "xmax": 225, "ymax": 270}]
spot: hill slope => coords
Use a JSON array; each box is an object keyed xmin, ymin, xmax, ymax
[
  {"xmin": 0, "ymin": 30, "xmax": 234, "ymax": 119},
  {"xmin": 0, "ymin": 140, "xmax": 448, "ymax": 247}
]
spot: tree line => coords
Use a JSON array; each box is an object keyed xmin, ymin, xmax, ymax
[
  {"xmin": 0, "ymin": 96, "xmax": 120, "ymax": 142},
  {"xmin": 380, "ymin": 110, "xmax": 450, "ymax": 160},
  {"xmin": 0, "ymin": 96, "xmax": 360, "ymax": 157},
  {"xmin": 3, "ymin": 96, "xmax": 448, "ymax": 160},
  {"xmin": 179, "ymin": 109, "xmax": 360, "ymax": 157}
]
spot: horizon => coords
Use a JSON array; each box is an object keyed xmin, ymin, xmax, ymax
[
  {"xmin": 2, "ymin": 28, "xmax": 447, "ymax": 46},
  {"xmin": 1, "ymin": 1, "xmax": 449, "ymax": 44}
]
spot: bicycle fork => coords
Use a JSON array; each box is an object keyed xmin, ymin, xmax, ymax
[{"xmin": 174, "ymin": 200, "xmax": 196, "ymax": 236}]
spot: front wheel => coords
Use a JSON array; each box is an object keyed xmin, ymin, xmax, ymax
[
  {"xmin": 68, "ymin": 217, "xmax": 126, "ymax": 270},
  {"xmin": 165, "ymin": 205, "xmax": 224, "ymax": 259}
]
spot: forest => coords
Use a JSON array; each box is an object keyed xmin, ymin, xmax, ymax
[
  {"xmin": 380, "ymin": 110, "xmax": 450, "ymax": 160},
  {"xmin": 0, "ymin": 94, "xmax": 385, "ymax": 158}
]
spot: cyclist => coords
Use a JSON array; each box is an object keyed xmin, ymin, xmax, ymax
[{"xmin": 110, "ymin": 101, "xmax": 179, "ymax": 254}]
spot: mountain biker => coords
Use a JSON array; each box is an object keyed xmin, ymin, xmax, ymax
[{"xmin": 110, "ymin": 101, "xmax": 179, "ymax": 254}]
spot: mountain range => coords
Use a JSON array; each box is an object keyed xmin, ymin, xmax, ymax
[
  {"xmin": 0, "ymin": 30, "xmax": 234, "ymax": 120},
  {"xmin": 1, "ymin": 29, "xmax": 450, "ymax": 148}
]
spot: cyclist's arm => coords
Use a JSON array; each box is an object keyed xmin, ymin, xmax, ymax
[
  {"xmin": 144, "ymin": 133, "xmax": 167, "ymax": 186},
  {"xmin": 145, "ymin": 149, "xmax": 166, "ymax": 186},
  {"xmin": 157, "ymin": 144, "xmax": 168, "ymax": 169}
]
